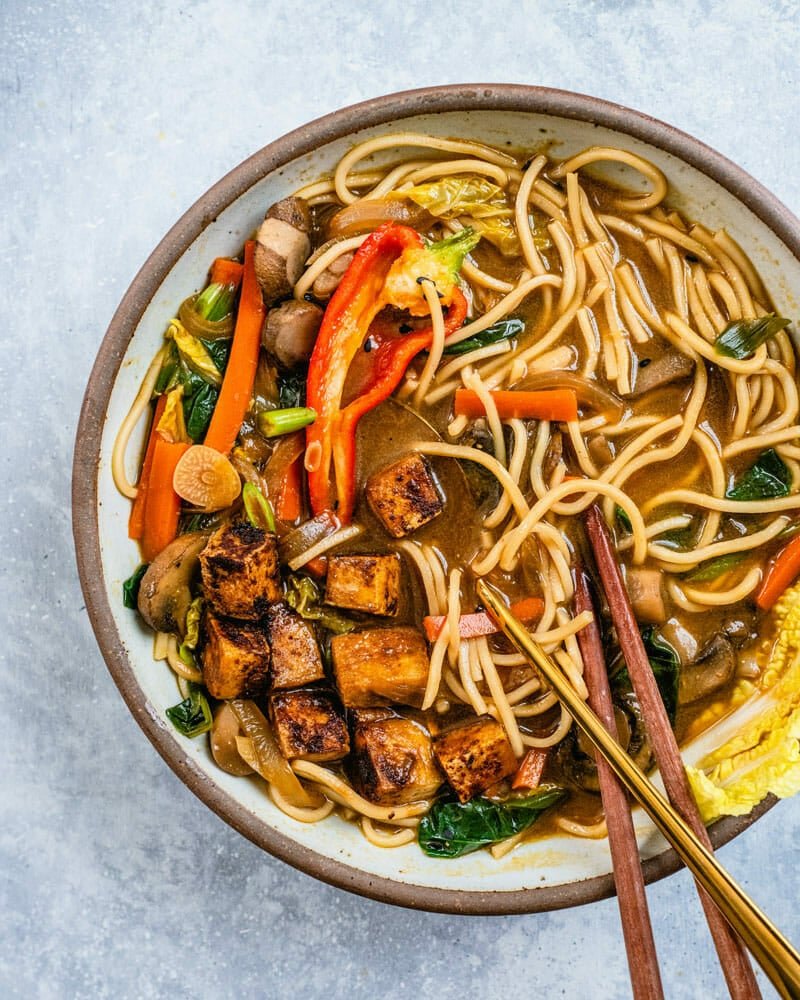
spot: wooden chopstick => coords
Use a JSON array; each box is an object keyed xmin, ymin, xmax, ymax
[
  {"xmin": 584, "ymin": 504, "xmax": 762, "ymax": 1000},
  {"xmin": 573, "ymin": 567, "xmax": 665, "ymax": 1000}
]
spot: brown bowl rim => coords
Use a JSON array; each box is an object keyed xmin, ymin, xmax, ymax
[{"xmin": 73, "ymin": 83, "xmax": 796, "ymax": 915}]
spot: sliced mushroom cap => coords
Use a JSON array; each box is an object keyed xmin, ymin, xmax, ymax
[
  {"xmin": 678, "ymin": 633, "xmax": 736, "ymax": 706},
  {"xmin": 262, "ymin": 299, "xmax": 323, "ymax": 368},
  {"xmin": 210, "ymin": 702, "xmax": 254, "ymax": 776},
  {"xmin": 625, "ymin": 567, "xmax": 666, "ymax": 624},
  {"xmin": 312, "ymin": 251, "xmax": 354, "ymax": 301},
  {"xmin": 137, "ymin": 531, "xmax": 208, "ymax": 634},
  {"xmin": 254, "ymin": 196, "xmax": 312, "ymax": 306},
  {"xmin": 628, "ymin": 351, "xmax": 695, "ymax": 397}
]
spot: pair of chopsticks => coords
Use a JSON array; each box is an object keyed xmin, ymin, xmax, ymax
[{"xmin": 476, "ymin": 505, "xmax": 800, "ymax": 1000}]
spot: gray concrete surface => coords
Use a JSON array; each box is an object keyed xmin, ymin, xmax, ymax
[{"xmin": 2, "ymin": 1, "xmax": 799, "ymax": 996}]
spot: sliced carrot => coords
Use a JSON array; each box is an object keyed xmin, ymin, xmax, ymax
[
  {"xmin": 128, "ymin": 394, "xmax": 167, "ymax": 540},
  {"xmin": 210, "ymin": 257, "xmax": 243, "ymax": 289},
  {"xmin": 276, "ymin": 455, "xmax": 303, "ymax": 522},
  {"xmin": 453, "ymin": 388, "xmax": 578, "ymax": 422},
  {"xmin": 423, "ymin": 597, "xmax": 544, "ymax": 643},
  {"xmin": 204, "ymin": 241, "xmax": 265, "ymax": 455},
  {"xmin": 140, "ymin": 438, "xmax": 191, "ymax": 562},
  {"xmin": 756, "ymin": 534, "xmax": 800, "ymax": 610},
  {"xmin": 512, "ymin": 748, "xmax": 549, "ymax": 790}
]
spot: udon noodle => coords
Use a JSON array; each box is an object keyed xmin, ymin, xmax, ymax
[{"xmin": 114, "ymin": 131, "xmax": 800, "ymax": 858}]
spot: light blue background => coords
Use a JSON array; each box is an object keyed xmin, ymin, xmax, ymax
[{"xmin": 3, "ymin": 1, "xmax": 799, "ymax": 997}]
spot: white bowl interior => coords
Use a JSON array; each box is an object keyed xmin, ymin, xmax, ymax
[{"xmin": 96, "ymin": 109, "xmax": 800, "ymax": 895}]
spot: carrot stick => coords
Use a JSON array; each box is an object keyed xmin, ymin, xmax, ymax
[
  {"xmin": 204, "ymin": 241, "xmax": 265, "ymax": 455},
  {"xmin": 573, "ymin": 567, "xmax": 664, "ymax": 1000},
  {"xmin": 453, "ymin": 388, "xmax": 578, "ymax": 421},
  {"xmin": 423, "ymin": 597, "xmax": 544, "ymax": 643},
  {"xmin": 140, "ymin": 438, "xmax": 190, "ymax": 562},
  {"xmin": 512, "ymin": 748, "xmax": 548, "ymax": 791},
  {"xmin": 210, "ymin": 257, "xmax": 243, "ymax": 289},
  {"xmin": 756, "ymin": 534, "xmax": 800, "ymax": 610},
  {"xmin": 584, "ymin": 505, "xmax": 762, "ymax": 999},
  {"xmin": 128, "ymin": 394, "xmax": 167, "ymax": 540},
  {"xmin": 276, "ymin": 456, "xmax": 303, "ymax": 522}
]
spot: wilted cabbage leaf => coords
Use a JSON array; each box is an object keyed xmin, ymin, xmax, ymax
[
  {"xmin": 394, "ymin": 176, "xmax": 548, "ymax": 257},
  {"xmin": 686, "ymin": 581, "xmax": 800, "ymax": 822},
  {"xmin": 156, "ymin": 386, "xmax": 188, "ymax": 444},
  {"xmin": 169, "ymin": 319, "xmax": 222, "ymax": 387}
]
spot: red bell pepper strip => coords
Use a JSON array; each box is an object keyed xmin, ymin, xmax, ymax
[
  {"xmin": 306, "ymin": 223, "xmax": 476, "ymax": 522},
  {"xmin": 204, "ymin": 241, "xmax": 265, "ymax": 455}
]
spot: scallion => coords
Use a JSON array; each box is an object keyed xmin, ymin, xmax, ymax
[
  {"xmin": 257, "ymin": 406, "xmax": 317, "ymax": 438},
  {"xmin": 714, "ymin": 315, "xmax": 790, "ymax": 360},
  {"xmin": 242, "ymin": 482, "xmax": 276, "ymax": 532}
]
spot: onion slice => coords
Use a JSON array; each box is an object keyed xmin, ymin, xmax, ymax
[{"xmin": 229, "ymin": 699, "xmax": 321, "ymax": 808}]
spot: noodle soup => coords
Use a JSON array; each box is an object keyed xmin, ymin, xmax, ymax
[{"xmin": 114, "ymin": 132, "xmax": 800, "ymax": 860}]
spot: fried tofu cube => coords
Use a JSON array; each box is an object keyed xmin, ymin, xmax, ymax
[
  {"xmin": 330, "ymin": 626, "xmax": 429, "ymax": 708},
  {"xmin": 202, "ymin": 611, "xmax": 270, "ymax": 700},
  {"xmin": 433, "ymin": 715, "xmax": 518, "ymax": 802},
  {"xmin": 325, "ymin": 554, "xmax": 401, "ymax": 616},
  {"xmin": 200, "ymin": 521, "xmax": 281, "ymax": 620},
  {"xmin": 350, "ymin": 717, "xmax": 443, "ymax": 805},
  {"xmin": 265, "ymin": 602, "xmax": 325, "ymax": 690},
  {"xmin": 268, "ymin": 689, "xmax": 350, "ymax": 762},
  {"xmin": 366, "ymin": 453, "xmax": 444, "ymax": 538}
]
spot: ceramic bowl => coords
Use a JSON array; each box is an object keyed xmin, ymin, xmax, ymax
[{"xmin": 73, "ymin": 84, "xmax": 799, "ymax": 914}]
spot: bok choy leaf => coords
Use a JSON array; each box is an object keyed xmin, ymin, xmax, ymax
[{"xmin": 418, "ymin": 786, "xmax": 566, "ymax": 858}]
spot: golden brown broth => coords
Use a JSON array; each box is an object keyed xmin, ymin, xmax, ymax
[{"xmin": 305, "ymin": 164, "xmax": 787, "ymax": 834}]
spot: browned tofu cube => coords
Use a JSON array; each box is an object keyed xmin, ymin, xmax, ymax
[
  {"xmin": 268, "ymin": 689, "xmax": 350, "ymax": 762},
  {"xmin": 200, "ymin": 521, "xmax": 281, "ymax": 620},
  {"xmin": 265, "ymin": 602, "xmax": 325, "ymax": 690},
  {"xmin": 366, "ymin": 453, "xmax": 444, "ymax": 538},
  {"xmin": 325, "ymin": 554, "xmax": 401, "ymax": 616},
  {"xmin": 330, "ymin": 626, "xmax": 429, "ymax": 708},
  {"xmin": 202, "ymin": 611, "xmax": 270, "ymax": 700},
  {"xmin": 350, "ymin": 717, "xmax": 443, "ymax": 805},
  {"xmin": 433, "ymin": 715, "xmax": 518, "ymax": 802}
]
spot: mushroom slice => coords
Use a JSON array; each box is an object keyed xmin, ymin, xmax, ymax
[
  {"xmin": 254, "ymin": 196, "xmax": 312, "ymax": 305},
  {"xmin": 137, "ymin": 531, "xmax": 208, "ymax": 634},
  {"xmin": 262, "ymin": 300, "xmax": 323, "ymax": 368},
  {"xmin": 678, "ymin": 633, "xmax": 736, "ymax": 706}
]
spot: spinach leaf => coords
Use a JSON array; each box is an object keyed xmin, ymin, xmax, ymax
[
  {"xmin": 419, "ymin": 787, "xmax": 566, "ymax": 858},
  {"xmin": 201, "ymin": 337, "xmax": 231, "ymax": 374},
  {"xmin": 166, "ymin": 684, "xmax": 212, "ymax": 738},
  {"xmin": 726, "ymin": 449, "xmax": 791, "ymax": 501},
  {"xmin": 155, "ymin": 342, "xmax": 180, "ymax": 394},
  {"xmin": 184, "ymin": 381, "xmax": 218, "ymax": 441},
  {"xmin": 714, "ymin": 316, "xmax": 790, "ymax": 360},
  {"xmin": 442, "ymin": 317, "xmax": 525, "ymax": 356},
  {"xmin": 122, "ymin": 564, "xmax": 148, "ymax": 609},
  {"xmin": 616, "ymin": 505, "xmax": 632, "ymax": 532},
  {"xmin": 278, "ymin": 368, "xmax": 307, "ymax": 409},
  {"xmin": 613, "ymin": 627, "xmax": 680, "ymax": 725},
  {"xmin": 683, "ymin": 553, "xmax": 747, "ymax": 583}
]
